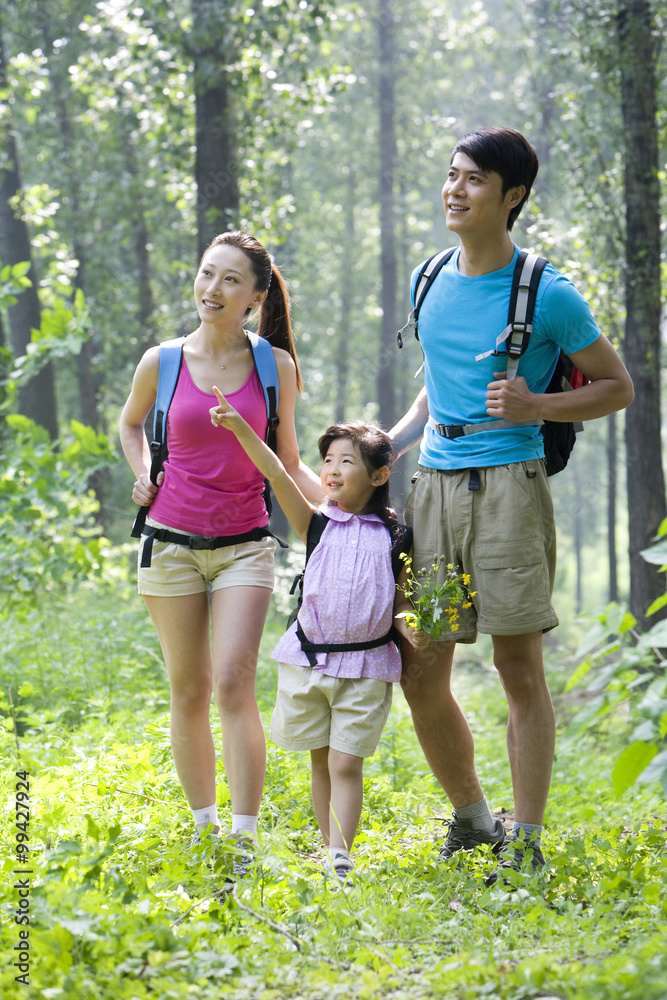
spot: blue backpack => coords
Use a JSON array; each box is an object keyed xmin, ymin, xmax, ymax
[{"xmin": 131, "ymin": 332, "xmax": 280, "ymax": 538}]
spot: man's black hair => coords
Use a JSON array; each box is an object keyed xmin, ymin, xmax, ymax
[{"xmin": 452, "ymin": 127, "xmax": 539, "ymax": 231}]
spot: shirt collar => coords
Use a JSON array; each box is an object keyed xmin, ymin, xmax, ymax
[{"xmin": 319, "ymin": 503, "xmax": 384, "ymax": 524}]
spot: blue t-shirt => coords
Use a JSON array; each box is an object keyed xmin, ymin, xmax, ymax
[{"xmin": 413, "ymin": 244, "xmax": 601, "ymax": 469}]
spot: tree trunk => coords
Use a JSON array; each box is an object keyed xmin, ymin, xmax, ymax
[
  {"xmin": 573, "ymin": 457, "xmax": 583, "ymax": 616},
  {"xmin": 192, "ymin": 0, "xmax": 239, "ymax": 259},
  {"xmin": 335, "ymin": 170, "xmax": 355, "ymax": 424},
  {"xmin": 617, "ymin": 0, "xmax": 666, "ymax": 629},
  {"xmin": 0, "ymin": 16, "xmax": 58, "ymax": 439},
  {"xmin": 607, "ymin": 411, "xmax": 619, "ymax": 603},
  {"xmin": 376, "ymin": 0, "xmax": 397, "ymax": 431}
]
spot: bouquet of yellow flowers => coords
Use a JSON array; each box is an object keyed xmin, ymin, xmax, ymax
[{"xmin": 395, "ymin": 553, "xmax": 474, "ymax": 639}]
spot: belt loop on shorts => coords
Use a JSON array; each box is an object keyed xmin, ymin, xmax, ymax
[{"xmin": 468, "ymin": 469, "xmax": 481, "ymax": 491}]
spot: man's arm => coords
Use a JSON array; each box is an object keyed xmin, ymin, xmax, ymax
[
  {"xmin": 485, "ymin": 334, "xmax": 634, "ymax": 423},
  {"xmin": 388, "ymin": 387, "xmax": 430, "ymax": 460}
]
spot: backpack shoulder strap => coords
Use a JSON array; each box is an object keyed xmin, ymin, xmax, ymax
[
  {"xmin": 247, "ymin": 331, "xmax": 280, "ymax": 452},
  {"xmin": 153, "ymin": 337, "xmax": 185, "ymax": 444},
  {"xmin": 505, "ymin": 252, "xmax": 549, "ymax": 379},
  {"xmin": 131, "ymin": 337, "xmax": 184, "ymax": 538},
  {"xmin": 389, "ymin": 522, "xmax": 413, "ymax": 581},
  {"xmin": 397, "ymin": 247, "xmax": 457, "ymax": 348},
  {"xmin": 305, "ymin": 511, "xmax": 330, "ymax": 563}
]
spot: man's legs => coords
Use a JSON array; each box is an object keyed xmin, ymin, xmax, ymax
[
  {"xmin": 400, "ymin": 639, "xmax": 484, "ymax": 808},
  {"xmin": 401, "ymin": 629, "xmax": 554, "ymax": 869},
  {"xmin": 492, "ymin": 630, "xmax": 555, "ymax": 826}
]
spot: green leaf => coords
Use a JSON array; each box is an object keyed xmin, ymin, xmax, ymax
[
  {"xmin": 612, "ymin": 741, "xmax": 658, "ymax": 798},
  {"xmin": 646, "ymin": 592, "xmax": 667, "ymax": 617},
  {"xmin": 638, "ymin": 620, "xmax": 667, "ymax": 649},
  {"xmin": 565, "ymin": 655, "xmax": 593, "ymax": 693},
  {"xmin": 640, "ymin": 538, "xmax": 667, "ymax": 565}
]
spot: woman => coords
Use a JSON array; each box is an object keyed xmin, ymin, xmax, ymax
[{"xmin": 119, "ymin": 231, "xmax": 321, "ymax": 863}]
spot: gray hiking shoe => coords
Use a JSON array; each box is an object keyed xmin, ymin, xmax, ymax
[
  {"xmin": 230, "ymin": 835, "xmax": 255, "ymax": 879},
  {"xmin": 189, "ymin": 826, "xmax": 220, "ymax": 850},
  {"xmin": 485, "ymin": 835, "xmax": 546, "ymax": 886},
  {"xmin": 438, "ymin": 814, "xmax": 506, "ymax": 860}
]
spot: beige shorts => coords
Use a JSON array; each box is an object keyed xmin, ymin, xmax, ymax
[
  {"xmin": 403, "ymin": 461, "xmax": 558, "ymax": 641},
  {"xmin": 270, "ymin": 661, "xmax": 393, "ymax": 758},
  {"xmin": 137, "ymin": 518, "xmax": 275, "ymax": 596}
]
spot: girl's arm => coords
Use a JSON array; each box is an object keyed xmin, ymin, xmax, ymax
[
  {"xmin": 118, "ymin": 347, "xmax": 163, "ymax": 507},
  {"xmin": 272, "ymin": 349, "xmax": 324, "ymax": 505},
  {"xmin": 210, "ymin": 387, "xmax": 315, "ymax": 543},
  {"xmin": 393, "ymin": 555, "xmax": 431, "ymax": 650}
]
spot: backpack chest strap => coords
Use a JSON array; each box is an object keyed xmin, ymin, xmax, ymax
[
  {"xmin": 427, "ymin": 415, "xmax": 542, "ymax": 439},
  {"xmin": 295, "ymin": 620, "xmax": 397, "ymax": 667}
]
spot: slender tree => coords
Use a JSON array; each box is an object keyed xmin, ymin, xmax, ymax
[
  {"xmin": 376, "ymin": 0, "xmax": 397, "ymax": 431},
  {"xmin": 617, "ymin": 0, "xmax": 665, "ymax": 628},
  {"xmin": 191, "ymin": 0, "xmax": 239, "ymax": 256},
  {"xmin": 0, "ymin": 8, "xmax": 58, "ymax": 438}
]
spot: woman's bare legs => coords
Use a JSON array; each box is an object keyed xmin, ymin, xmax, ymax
[
  {"xmin": 145, "ymin": 584, "xmax": 271, "ymax": 818},
  {"xmin": 210, "ymin": 585, "xmax": 272, "ymax": 816},
  {"xmin": 144, "ymin": 592, "xmax": 216, "ymax": 809}
]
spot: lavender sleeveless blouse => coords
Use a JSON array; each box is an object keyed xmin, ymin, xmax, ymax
[
  {"xmin": 272, "ymin": 505, "xmax": 402, "ymax": 682},
  {"xmin": 149, "ymin": 359, "xmax": 269, "ymax": 536}
]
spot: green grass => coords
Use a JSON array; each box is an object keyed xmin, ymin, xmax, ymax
[{"xmin": 1, "ymin": 589, "xmax": 666, "ymax": 999}]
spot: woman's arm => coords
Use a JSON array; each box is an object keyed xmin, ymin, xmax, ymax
[
  {"xmin": 210, "ymin": 387, "xmax": 315, "ymax": 543},
  {"xmin": 118, "ymin": 347, "xmax": 163, "ymax": 507},
  {"xmin": 272, "ymin": 349, "xmax": 324, "ymax": 504}
]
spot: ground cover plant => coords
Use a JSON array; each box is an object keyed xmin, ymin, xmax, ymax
[{"xmin": 1, "ymin": 587, "xmax": 666, "ymax": 1000}]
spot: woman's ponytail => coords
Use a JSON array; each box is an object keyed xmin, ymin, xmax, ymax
[{"xmin": 257, "ymin": 265, "xmax": 302, "ymax": 392}]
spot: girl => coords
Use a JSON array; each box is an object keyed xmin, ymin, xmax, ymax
[
  {"xmin": 209, "ymin": 399, "xmax": 427, "ymax": 879},
  {"xmin": 119, "ymin": 231, "xmax": 321, "ymax": 863}
]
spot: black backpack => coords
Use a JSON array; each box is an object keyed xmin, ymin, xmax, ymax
[{"xmin": 397, "ymin": 248, "xmax": 588, "ymax": 476}]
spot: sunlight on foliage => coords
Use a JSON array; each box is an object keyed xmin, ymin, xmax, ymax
[{"xmin": 0, "ymin": 590, "xmax": 665, "ymax": 998}]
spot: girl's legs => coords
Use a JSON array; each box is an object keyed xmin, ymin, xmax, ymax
[
  {"xmin": 144, "ymin": 593, "xmax": 216, "ymax": 810},
  {"xmin": 309, "ymin": 746, "xmax": 364, "ymax": 852},
  {"xmin": 210, "ymin": 585, "xmax": 272, "ymax": 817},
  {"xmin": 328, "ymin": 749, "xmax": 364, "ymax": 851},
  {"xmin": 310, "ymin": 747, "xmax": 332, "ymax": 842}
]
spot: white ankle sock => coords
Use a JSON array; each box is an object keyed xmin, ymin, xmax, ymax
[
  {"xmin": 192, "ymin": 804, "xmax": 219, "ymax": 832},
  {"xmin": 231, "ymin": 814, "xmax": 258, "ymax": 838},
  {"xmin": 455, "ymin": 797, "xmax": 497, "ymax": 833}
]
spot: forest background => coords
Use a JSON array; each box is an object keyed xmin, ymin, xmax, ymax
[{"xmin": 0, "ymin": 1, "xmax": 666, "ymax": 998}]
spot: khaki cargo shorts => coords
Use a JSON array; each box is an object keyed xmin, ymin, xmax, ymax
[{"xmin": 403, "ymin": 461, "xmax": 558, "ymax": 642}]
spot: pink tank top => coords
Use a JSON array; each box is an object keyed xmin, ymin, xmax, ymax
[{"xmin": 149, "ymin": 359, "xmax": 269, "ymax": 536}]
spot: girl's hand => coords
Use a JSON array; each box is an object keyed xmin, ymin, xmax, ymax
[
  {"xmin": 132, "ymin": 471, "xmax": 164, "ymax": 507},
  {"xmin": 210, "ymin": 386, "xmax": 244, "ymax": 431},
  {"xmin": 394, "ymin": 615, "xmax": 431, "ymax": 650}
]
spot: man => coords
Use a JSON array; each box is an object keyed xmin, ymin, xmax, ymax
[{"xmin": 389, "ymin": 126, "xmax": 633, "ymax": 883}]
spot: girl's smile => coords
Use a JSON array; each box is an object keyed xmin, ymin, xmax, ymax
[{"xmin": 320, "ymin": 439, "xmax": 386, "ymax": 513}]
